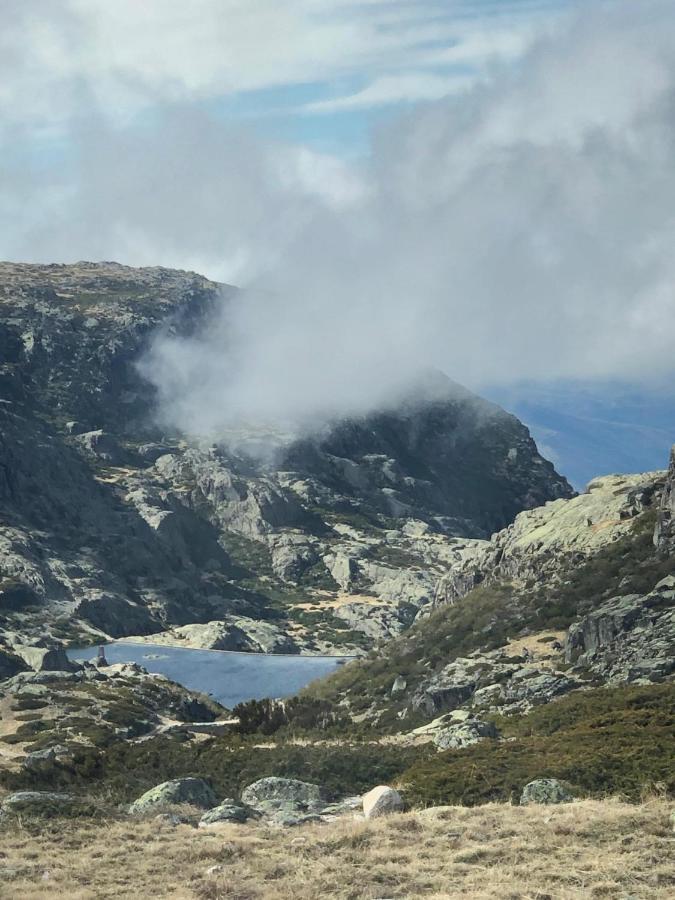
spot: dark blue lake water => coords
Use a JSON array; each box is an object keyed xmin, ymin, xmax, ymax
[{"xmin": 67, "ymin": 642, "xmax": 348, "ymax": 709}]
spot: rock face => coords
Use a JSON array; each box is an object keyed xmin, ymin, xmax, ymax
[
  {"xmin": 410, "ymin": 650, "xmax": 580, "ymax": 719},
  {"xmin": 565, "ymin": 579, "xmax": 675, "ymax": 683},
  {"xmin": 0, "ymin": 261, "xmax": 572, "ymax": 654},
  {"xmin": 128, "ymin": 778, "xmax": 218, "ymax": 814},
  {"xmin": 520, "ymin": 779, "xmax": 573, "ymax": 805},
  {"xmin": 362, "ymin": 785, "xmax": 404, "ymax": 818},
  {"xmin": 655, "ymin": 446, "xmax": 675, "ymax": 550},
  {"xmin": 433, "ymin": 471, "xmax": 666, "ymax": 608}
]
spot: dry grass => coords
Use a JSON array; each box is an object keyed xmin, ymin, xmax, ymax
[{"xmin": 0, "ymin": 799, "xmax": 673, "ymax": 899}]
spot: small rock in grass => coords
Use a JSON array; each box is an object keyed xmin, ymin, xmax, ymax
[{"xmin": 520, "ymin": 778, "xmax": 573, "ymax": 805}]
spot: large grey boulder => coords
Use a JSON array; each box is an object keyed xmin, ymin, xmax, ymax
[
  {"xmin": 362, "ymin": 785, "xmax": 404, "ymax": 819},
  {"xmin": 128, "ymin": 778, "xmax": 218, "ymax": 815},
  {"xmin": 520, "ymin": 778, "xmax": 573, "ymax": 805},
  {"xmin": 241, "ymin": 777, "xmax": 323, "ymax": 813}
]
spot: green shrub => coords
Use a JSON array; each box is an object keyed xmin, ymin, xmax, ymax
[
  {"xmin": 402, "ymin": 684, "xmax": 675, "ymax": 806},
  {"xmin": 0, "ymin": 733, "xmax": 427, "ymax": 805}
]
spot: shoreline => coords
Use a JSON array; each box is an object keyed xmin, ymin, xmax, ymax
[{"xmin": 67, "ymin": 638, "xmax": 356, "ymax": 663}]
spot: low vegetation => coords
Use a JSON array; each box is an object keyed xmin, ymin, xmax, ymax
[{"xmin": 401, "ymin": 684, "xmax": 675, "ymax": 806}]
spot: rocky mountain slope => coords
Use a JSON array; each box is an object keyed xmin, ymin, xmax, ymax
[
  {"xmin": 0, "ymin": 261, "xmax": 572, "ymax": 657},
  {"xmin": 306, "ymin": 446, "xmax": 675, "ymax": 734}
]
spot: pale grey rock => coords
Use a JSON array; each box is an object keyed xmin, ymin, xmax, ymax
[
  {"xmin": 429, "ymin": 470, "xmax": 666, "ymax": 610},
  {"xmin": 520, "ymin": 779, "xmax": 573, "ymax": 805},
  {"xmin": 391, "ymin": 675, "xmax": 407, "ymax": 696},
  {"xmin": 149, "ymin": 617, "xmax": 298, "ymax": 654},
  {"xmin": 241, "ymin": 777, "xmax": 322, "ymax": 814},
  {"xmin": 13, "ymin": 643, "xmax": 76, "ymax": 673},
  {"xmin": 362, "ymin": 785, "xmax": 404, "ymax": 819},
  {"xmin": 334, "ymin": 601, "xmax": 411, "ymax": 643},
  {"xmin": 72, "ymin": 430, "xmax": 125, "ymax": 464},
  {"xmin": 23, "ymin": 745, "xmax": 70, "ymax": 769},
  {"xmin": 324, "ymin": 552, "xmax": 358, "ymax": 591},
  {"xmin": 128, "ymin": 778, "xmax": 218, "ymax": 814},
  {"xmin": 433, "ymin": 718, "xmax": 498, "ymax": 750},
  {"xmin": 411, "ymin": 650, "xmax": 580, "ymax": 718},
  {"xmin": 269, "ymin": 533, "xmax": 320, "ymax": 582}
]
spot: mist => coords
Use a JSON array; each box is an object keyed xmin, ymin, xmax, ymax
[
  {"xmin": 138, "ymin": 0, "xmax": 675, "ymax": 441},
  {"xmin": 3, "ymin": 2, "xmax": 675, "ymax": 443}
]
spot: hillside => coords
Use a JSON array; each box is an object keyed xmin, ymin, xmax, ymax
[{"xmin": 0, "ymin": 261, "xmax": 571, "ymax": 657}]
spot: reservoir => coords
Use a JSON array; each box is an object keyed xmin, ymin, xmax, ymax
[{"xmin": 67, "ymin": 642, "xmax": 348, "ymax": 709}]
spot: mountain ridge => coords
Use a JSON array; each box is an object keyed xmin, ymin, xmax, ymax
[{"xmin": 0, "ymin": 261, "xmax": 572, "ymax": 657}]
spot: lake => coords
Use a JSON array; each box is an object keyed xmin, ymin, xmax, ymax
[{"xmin": 67, "ymin": 642, "xmax": 349, "ymax": 709}]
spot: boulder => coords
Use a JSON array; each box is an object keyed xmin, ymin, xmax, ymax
[
  {"xmin": 391, "ymin": 675, "xmax": 407, "ymax": 696},
  {"xmin": 23, "ymin": 745, "xmax": 71, "ymax": 769},
  {"xmin": 198, "ymin": 799, "xmax": 252, "ymax": 827},
  {"xmin": 0, "ymin": 791, "xmax": 76, "ymax": 816},
  {"xmin": 565, "ymin": 587, "xmax": 675, "ymax": 683},
  {"xmin": 128, "ymin": 778, "xmax": 218, "ymax": 815},
  {"xmin": 362, "ymin": 785, "xmax": 404, "ymax": 819},
  {"xmin": 241, "ymin": 777, "xmax": 322, "ymax": 815},
  {"xmin": 13, "ymin": 643, "xmax": 76, "ymax": 673},
  {"xmin": 520, "ymin": 778, "xmax": 573, "ymax": 805},
  {"xmin": 434, "ymin": 718, "xmax": 498, "ymax": 751}
]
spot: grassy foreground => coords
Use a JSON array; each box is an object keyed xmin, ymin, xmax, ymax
[{"xmin": 0, "ymin": 798, "xmax": 672, "ymax": 899}]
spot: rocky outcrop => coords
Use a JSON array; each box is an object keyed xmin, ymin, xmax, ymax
[
  {"xmin": 131, "ymin": 617, "xmax": 298, "ymax": 654},
  {"xmin": 13, "ymin": 642, "xmax": 77, "ymax": 673},
  {"xmin": 410, "ymin": 649, "xmax": 580, "ymax": 718},
  {"xmin": 0, "ymin": 262, "xmax": 573, "ymax": 655},
  {"xmin": 565, "ymin": 578, "xmax": 675, "ymax": 683},
  {"xmin": 432, "ymin": 471, "xmax": 666, "ymax": 609},
  {"xmin": 407, "ymin": 710, "xmax": 499, "ymax": 750},
  {"xmin": 655, "ymin": 446, "xmax": 675, "ymax": 550},
  {"xmin": 0, "ymin": 791, "xmax": 78, "ymax": 817}
]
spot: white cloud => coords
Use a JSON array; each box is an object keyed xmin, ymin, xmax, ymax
[
  {"xmin": 3, "ymin": 0, "xmax": 675, "ymax": 442},
  {"xmin": 0, "ymin": 0, "xmax": 555, "ymax": 134},
  {"xmin": 138, "ymin": 0, "xmax": 675, "ymax": 436},
  {"xmin": 303, "ymin": 72, "xmax": 476, "ymax": 112}
]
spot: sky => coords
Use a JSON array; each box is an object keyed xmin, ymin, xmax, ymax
[{"xmin": 2, "ymin": 0, "xmax": 675, "ymax": 485}]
